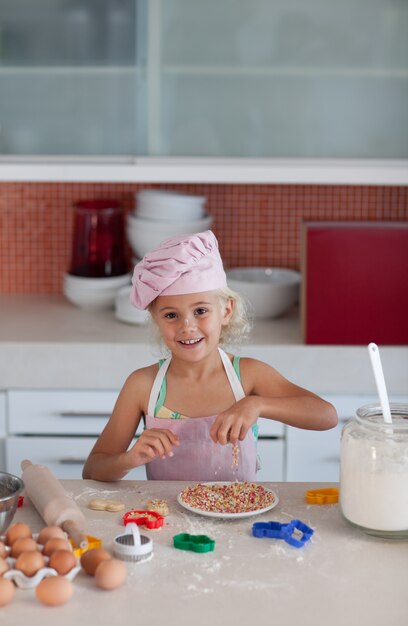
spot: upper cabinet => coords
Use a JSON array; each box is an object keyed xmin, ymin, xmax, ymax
[
  {"xmin": 0, "ymin": 0, "xmax": 145, "ymax": 156},
  {"xmin": 0, "ymin": 0, "xmax": 407, "ymax": 182}
]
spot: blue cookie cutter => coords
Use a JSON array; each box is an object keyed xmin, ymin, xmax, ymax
[{"xmin": 252, "ymin": 519, "xmax": 314, "ymax": 548}]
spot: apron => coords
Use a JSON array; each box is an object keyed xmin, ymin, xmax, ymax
[{"xmin": 145, "ymin": 348, "xmax": 258, "ymax": 481}]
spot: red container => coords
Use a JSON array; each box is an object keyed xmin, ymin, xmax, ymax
[{"xmin": 69, "ymin": 199, "xmax": 127, "ymax": 277}]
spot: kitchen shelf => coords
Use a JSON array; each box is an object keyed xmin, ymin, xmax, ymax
[
  {"xmin": 0, "ymin": 0, "xmax": 407, "ymax": 168},
  {"xmin": 0, "ymin": 66, "xmax": 141, "ymax": 75},
  {"xmin": 0, "ymin": 156, "xmax": 407, "ymax": 185},
  {"xmin": 162, "ymin": 65, "xmax": 408, "ymax": 79},
  {"xmin": 1, "ymin": 65, "xmax": 406, "ymax": 79}
]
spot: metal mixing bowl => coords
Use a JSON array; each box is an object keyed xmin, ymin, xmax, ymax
[{"xmin": 0, "ymin": 472, "xmax": 24, "ymax": 534}]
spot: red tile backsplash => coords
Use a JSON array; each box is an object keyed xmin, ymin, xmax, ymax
[{"xmin": 0, "ymin": 183, "xmax": 407, "ymax": 294}]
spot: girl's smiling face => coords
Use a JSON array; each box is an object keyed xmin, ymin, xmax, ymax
[{"xmin": 151, "ymin": 291, "xmax": 233, "ymax": 360}]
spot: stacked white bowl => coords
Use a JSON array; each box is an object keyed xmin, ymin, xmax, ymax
[
  {"xmin": 226, "ymin": 267, "xmax": 301, "ymax": 319},
  {"xmin": 126, "ymin": 189, "xmax": 213, "ymax": 258},
  {"xmin": 114, "ymin": 286, "xmax": 149, "ymax": 325},
  {"xmin": 63, "ymin": 273, "xmax": 131, "ymax": 310}
]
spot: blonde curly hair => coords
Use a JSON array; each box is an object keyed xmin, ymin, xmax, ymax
[{"xmin": 214, "ymin": 286, "xmax": 252, "ymax": 346}]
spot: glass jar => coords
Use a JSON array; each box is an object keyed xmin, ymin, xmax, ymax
[
  {"xmin": 340, "ymin": 403, "xmax": 408, "ymax": 539},
  {"xmin": 69, "ymin": 199, "xmax": 127, "ymax": 278}
]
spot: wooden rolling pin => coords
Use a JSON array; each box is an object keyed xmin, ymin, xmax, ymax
[{"xmin": 21, "ymin": 460, "xmax": 88, "ymax": 549}]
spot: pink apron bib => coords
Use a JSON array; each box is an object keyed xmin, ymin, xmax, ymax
[{"xmin": 145, "ymin": 348, "xmax": 258, "ymax": 482}]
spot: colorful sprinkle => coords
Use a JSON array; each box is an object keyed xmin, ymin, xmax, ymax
[{"xmin": 180, "ymin": 482, "xmax": 275, "ymax": 514}]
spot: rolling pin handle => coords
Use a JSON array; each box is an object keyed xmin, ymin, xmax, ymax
[
  {"xmin": 21, "ymin": 459, "xmax": 33, "ymax": 471},
  {"xmin": 62, "ymin": 519, "xmax": 88, "ymax": 550}
]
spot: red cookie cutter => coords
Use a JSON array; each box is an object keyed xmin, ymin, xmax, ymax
[
  {"xmin": 123, "ymin": 510, "xmax": 164, "ymax": 530},
  {"xmin": 18, "ymin": 496, "xmax": 24, "ymax": 507}
]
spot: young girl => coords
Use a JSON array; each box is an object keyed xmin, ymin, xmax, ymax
[{"xmin": 82, "ymin": 230, "xmax": 337, "ymax": 482}]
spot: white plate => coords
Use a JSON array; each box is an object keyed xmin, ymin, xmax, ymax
[{"xmin": 177, "ymin": 482, "xmax": 279, "ymax": 519}]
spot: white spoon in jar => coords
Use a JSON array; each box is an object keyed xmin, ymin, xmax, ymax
[{"xmin": 368, "ymin": 342, "xmax": 392, "ymax": 424}]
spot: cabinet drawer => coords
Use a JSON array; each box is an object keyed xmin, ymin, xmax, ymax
[
  {"xmin": 256, "ymin": 438, "xmax": 284, "ymax": 482},
  {"xmin": 0, "ymin": 392, "xmax": 5, "ymax": 436},
  {"xmin": 257, "ymin": 417, "xmax": 285, "ymax": 438},
  {"xmin": 6, "ymin": 436, "xmax": 146, "ymax": 481},
  {"xmin": 7, "ymin": 389, "xmax": 142, "ymax": 436}
]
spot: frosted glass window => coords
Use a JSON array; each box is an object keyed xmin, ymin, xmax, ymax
[{"xmin": 0, "ymin": 0, "xmax": 406, "ymax": 158}]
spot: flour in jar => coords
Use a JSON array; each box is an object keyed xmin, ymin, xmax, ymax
[{"xmin": 340, "ymin": 430, "xmax": 408, "ymax": 532}]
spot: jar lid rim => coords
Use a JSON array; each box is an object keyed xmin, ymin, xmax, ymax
[{"xmin": 355, "ymin": 403, "xmax": 408, "ymax": 432}]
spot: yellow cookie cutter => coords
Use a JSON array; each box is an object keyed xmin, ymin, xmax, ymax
[
  {"xmin": 306, "ymin": 488, "xmax": 339, "ymax": 505},
  {"xmin": 70, "ymin": 535, "xmax": 102, "ymax": 558}
]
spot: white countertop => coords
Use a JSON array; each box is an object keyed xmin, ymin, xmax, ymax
[
  {"xmin": 1, "ymin": 295, "xmax": 407, "ymax": 395},
  {"xmin": 3, "ymin": 480, "xmax": 408, "ymax": 626}
]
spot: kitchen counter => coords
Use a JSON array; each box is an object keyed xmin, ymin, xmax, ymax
[
  {"xmin": 0, "ymin": 294, "xmax": 407, "ymax": 394},
  {"xmin": 3, "ymin": 480, "xmax": 407, "ymax": 626}
]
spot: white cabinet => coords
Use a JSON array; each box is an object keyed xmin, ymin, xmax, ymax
[
  {"xmin": 0, "ymin": 392, "xmax": 6, "ymax": 471},
  {"xmin": 286, "ymin": 394, "xmax": 408, "ymax": 481},
  {"xmin": 6, "ymin": 389, "xmax": 146, "ymax": 480},
  {"xmin": 0, "ymin": 1, "xmax": 406, "ymax": 160},
  {"xmin": 5, "ymin": 390, "xmax": 286, "ymax": 481},
  {"xmin": 255, "ymin": 417, "xmax": 285, "ymax": 481},
  {"xmin": 256, "ymin": 438, "xmax": 285, "ymax": 482}
]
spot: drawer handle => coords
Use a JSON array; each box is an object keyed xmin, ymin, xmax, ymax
[
  {"xmin": 59, "ymin": 412, "xmax": 111, "ymax": 418},
  {"xmin": 323, "ymin": 456, "xmax": 340, "ymax": 463},
  {"xmin": 58, "ymin": 458, "xmax": 87, "ymax": 465}
]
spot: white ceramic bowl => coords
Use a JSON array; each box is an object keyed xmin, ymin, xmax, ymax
[
  {"xmin": 63, "ymin": 273, "xmax": 131, "ymax": 310},
  {"xmin": 135, "ymin": 189, "xmax": 206, "ymax": 221},
  {"xmin": 114, "ymin": 286, "xmax": 149, "ymax": 325},
  {"xmin": 126, "ymin": 213, "xmax": 213, "ymax": 258},
  {"xmin": 226, "ymin": 267, "xmax": 301, "ymax": 319}
]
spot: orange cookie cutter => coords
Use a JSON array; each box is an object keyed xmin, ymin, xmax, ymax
[
  {"xmin": 70, "ymin": 535, "xmax": 102, "ymax": 558},
  {"xmin": 123, "ymin": 510, "xmax": 164, "ymax": 530},
  {"xmin": 306, "ymin": 488, "xmax": 339, "ymax": 505}
]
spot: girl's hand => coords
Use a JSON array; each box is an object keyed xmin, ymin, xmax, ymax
[
  {"xmin": 210, "ymin": 397, "xmax": 262, "ymax": 445},
  {"xmin": 125, "ymin": 428, "xmax": 180, "ymax": 466}
]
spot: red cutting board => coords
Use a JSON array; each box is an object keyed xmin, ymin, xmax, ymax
[{"xmin": 301, "ymin": 221, "xmax": 408, "ymax": 345}]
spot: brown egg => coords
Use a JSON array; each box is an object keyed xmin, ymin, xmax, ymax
[
  {"xmin": 37, "ymin": 526, "xmax": 66, "ymax": 546},
  {"xmin": 0, "ymin": 558, "xmax": 10, "ymax": 576},
  {"xmin": 95, "ymin": 558, "xmax": 127, "ymax": 590},
  {"xmin": 10, "ymin": 536, "xmax": 38, "ymax": 558},
  {"xmin": 0, "ymin": 578, "xmax": 15, "ymax": 606},
  {"xmin": 35, "ymin": 576, "xmax": 74, "ymax": 606},
  {"xmin": 0, "ymin": 541, "xmax": 7, "ymax": 559},
  {"xmin": 80, "ymin": 548, "xmax": 111, "ymax": 576},
  {"xmin": 15, "ymin": 550, "xmax": 46, "ymax": 577},
  {"xmin": 49, "ymin": 550, "xmax": 77, "ymax": 575},
  {"xmin": 6, "ymin": 522, "xmax": 32, "ymax": 546},
  {"xmin": 42, "ymin": 537, "xmax": 71, "ymax": 557}
]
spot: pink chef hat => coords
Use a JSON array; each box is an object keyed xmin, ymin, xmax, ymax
[{"xmin": 130, "ymin": 230, "xmax": 227, "ymax": 310}]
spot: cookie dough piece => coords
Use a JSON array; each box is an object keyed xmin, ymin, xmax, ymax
[
  {"xmin": 146, "ymin": 499, "xmax": 169, "ymax": 517},
  {"xmin": 88, "ymin": 498, "xmax": 125, "ymax": 512}
]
